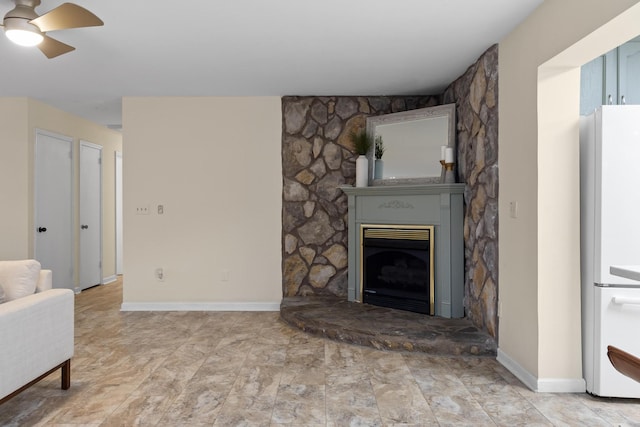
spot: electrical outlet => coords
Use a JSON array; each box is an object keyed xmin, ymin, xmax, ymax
[
  {"xmin": 221, "ymin": 269, "xmax": 230, "ymax": 281},
  {"xmin": 155, "ymin": 268, "xmax": 164, "ymax": 282},
  {"xmin": 136, "ymin": 205, "xmax": 150, "ymax": 215},
  {"xmin": 157, "ymin": 204, "xmax": 164, "ymax": 215}
]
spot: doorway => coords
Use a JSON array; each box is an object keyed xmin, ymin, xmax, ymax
[
  {"xmin": 115, "ymin": 151, "xmax": 123, "ymax": 275},
  {"xmin": 79, "ymin": 141, "xmax": 103, "ymax": 291}
]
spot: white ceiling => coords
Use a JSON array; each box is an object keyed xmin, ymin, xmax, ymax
[{"xmin": 0, "ymin": 0, "xmax": 543, "ymax": 128}]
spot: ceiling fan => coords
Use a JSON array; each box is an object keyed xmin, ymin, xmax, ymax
[{"xmin": 1, "ymin": 0, "xmax": 103, "ymax": 58}]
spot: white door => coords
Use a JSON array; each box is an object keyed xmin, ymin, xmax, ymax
[
  {"xmin": 115, "ymin": 151, "xmax": 123, "ymax": 275},
  {"xmin": 594, "ymin": 107, "xmax": 640, "ymax": 284},
  {"xmin": 35, "ymin": 130, "xmax": 74, "ymax": 290},
  {"xmin": 79, "ymin": 142, "xmax": 102, "ymax": 290}
]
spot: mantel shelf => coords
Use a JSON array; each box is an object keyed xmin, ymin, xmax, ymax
[{"xmin": 340, "ymin": 183, "xmax": 465, "ymax": 197}]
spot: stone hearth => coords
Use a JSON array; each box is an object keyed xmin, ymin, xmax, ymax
[{"xmin": 280, "ymin": 297, "xmax": 497, "ymax": 356}]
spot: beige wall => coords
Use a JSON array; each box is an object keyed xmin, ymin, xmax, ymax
[
  {"xmin": 0, "ymin": 99, "xmax": 31, "ymax": 260},
  {"xmin": 499, "ymin": 0, "xmax": 640, "ymax": 390},
  {"xmin": 0, "ymin": 97, "xmax": 123, "ymax": 282},
  {"xmin": 121, "ymin": 97, "xmax": 282, "ymax": 307}
]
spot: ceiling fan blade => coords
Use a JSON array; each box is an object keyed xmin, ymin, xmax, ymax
[
  {"xmin": 29, "ymin": 3, "xmax": 103, "ymax": 32},
  {"xmin": 38, "ymin": 34, "xmax": 75, "ymax": 58}
]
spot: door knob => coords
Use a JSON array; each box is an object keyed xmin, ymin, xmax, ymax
[
  {"xmin": 37, "ymin": 227, "xmax": 47, "ymax": 233},
  {"xmin": 81, "ymin": 225, "xmax": 89, "ymax": 230}
]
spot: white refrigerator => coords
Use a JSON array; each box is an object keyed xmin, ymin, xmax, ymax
[{"xmin": 580, "ymin": 105, "xmax": 640, "ymax": 398}]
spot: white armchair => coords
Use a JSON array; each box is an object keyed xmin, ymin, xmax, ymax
[{"xmin": 0, "ymin": 260, "xmax": 74, "ymax": 404}]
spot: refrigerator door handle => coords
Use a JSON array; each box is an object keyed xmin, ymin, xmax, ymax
[{"xmin": 612, "ymin": 296, "xmax": 640, "ymax": 305}]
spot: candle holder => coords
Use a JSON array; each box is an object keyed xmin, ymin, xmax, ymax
[
  {"xmin": 444, "ymin": 162, "xmax": 456, "ymax": 183},
  {"xmin": 439, "ymin": 160, "xmax": 446, "ymax": 183}
]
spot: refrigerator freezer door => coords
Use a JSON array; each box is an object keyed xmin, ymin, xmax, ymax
[{"xmin": 593, "ymin": 286, "xmax": 640, "ymax": 398}]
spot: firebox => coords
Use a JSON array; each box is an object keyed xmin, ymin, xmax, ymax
[{"xmin": 361, "ymin": 225, "xmax": 435, "ymax": 315}]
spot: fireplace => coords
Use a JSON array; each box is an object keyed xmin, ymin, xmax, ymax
[
  {"xmin": 361, "ymin": 225, "xmax": 435, "ymax": 315},
  {"xmin": 342, "ymin": 185, "xmax": 464, "ymax": 318}
]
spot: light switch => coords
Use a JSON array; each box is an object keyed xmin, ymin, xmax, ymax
[{"xmin": 509, "ymin": 201, "xmax": 518, "ymax": 219}]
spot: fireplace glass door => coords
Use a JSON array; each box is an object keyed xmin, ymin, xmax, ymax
[{"xmin": 361, "ymin": 225, "xmax": 435, "ymax": 315}]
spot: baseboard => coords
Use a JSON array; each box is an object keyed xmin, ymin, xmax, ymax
[
  {"xmin": 120, "ymin": 301, "xmax": 281, "ymax": 312},
  {"xmin": 102, "ymin": 275, "xmax": 117, "ymax": 284},
  {"xmin": 497, "ymin": 348, "xmax": 586, "ymax": 393},
  {"xmin": 497, "ymin": 348, "xmax": 539, "ymax": 391},
  {"xmin": 537, "ymin": 377, "xmax": 586, "ymax": 393}
]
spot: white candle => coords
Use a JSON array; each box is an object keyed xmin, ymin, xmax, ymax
[
  {"xmin": 440, "ymin": 145, "xmax": 447, "ymax": 161},
  {"xmin": 445, "ymin": 147, "xmax": 454, "ymax": 163}
]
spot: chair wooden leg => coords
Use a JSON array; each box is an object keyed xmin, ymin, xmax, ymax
[
  {"xmin": 61, "ymin": 359, "xmax": 71, "ymax": 390},
  {"xmin": 1, "ymin": 359, "xmax": 72, "ymax": 405}
]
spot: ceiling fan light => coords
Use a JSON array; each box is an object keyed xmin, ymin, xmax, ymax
[{"xmin": 5, "ymin": 28, "xmax": 44, "ymax": 46}]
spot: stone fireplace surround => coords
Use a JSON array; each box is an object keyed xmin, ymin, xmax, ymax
[{"xmin": 281, "ymin": 45, "xmax": 499, "ymax": 340}]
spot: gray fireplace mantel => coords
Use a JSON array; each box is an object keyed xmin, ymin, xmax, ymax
[{"xmin": 341, "ymin": 184, "xmax": 465, "ymax": 318}]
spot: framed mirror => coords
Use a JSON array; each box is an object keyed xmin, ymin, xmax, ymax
[{"xmin": 366, "ymin": 103, "xmax": 456, "ymax": 185}]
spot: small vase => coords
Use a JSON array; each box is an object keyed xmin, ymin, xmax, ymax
[
  {"xmin": 444, "ymin": 163, "xmax": 456, "ymax": 183},
  {"xmin": 355, "ymin": 155, "xmax": 368, "ymax": 187},
  {"xmin": 374, "ymin": 159, "xmax": 384, "ymax": 179}
]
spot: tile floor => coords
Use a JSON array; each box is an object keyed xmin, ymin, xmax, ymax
[{"xmin": 1, "ymin": 278, "xmax": 639, "ymax": 426}]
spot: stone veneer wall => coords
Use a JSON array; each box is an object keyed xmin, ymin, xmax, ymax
[
  {"xmin": 282, "ymin": 96, "xmax": 440, "ymax": 297},
  {"xmin": 281, "ymin": 44, "xmax": 499, "ymax": 339},
  {"xmin": 443, "ymin": 44, "xmax": 499, "ymax": 338}
]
